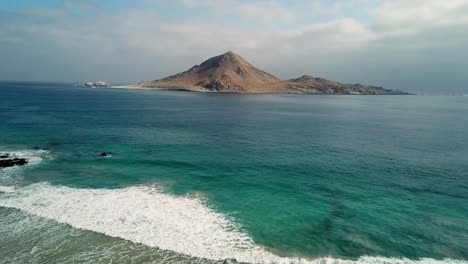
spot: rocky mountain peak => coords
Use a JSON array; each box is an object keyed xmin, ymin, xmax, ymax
[{"xmin": 137, "ymin": 52, "xmax": 410, "ymax": 95}]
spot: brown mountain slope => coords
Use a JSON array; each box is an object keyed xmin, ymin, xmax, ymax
[
  {"xmin": 138, "ymin": 52, "xmax": 410, "ymax": 95},
  {"xmin": 140, "ymin": 51, "xmax": 285, "ymax": 92}
]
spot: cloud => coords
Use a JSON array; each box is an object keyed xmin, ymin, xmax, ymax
[
  {"xmin": 176, "ymin": 0, "xmax": 295, "ymax": 24},
  {"xmin": 0, "ymin": 0, "xmax": 467, "ymax": 92},
  {"xmin": 373, "ymin": 0, "xmax": 468, "ymax": 27},
  {"xmin": 236, "ymin": 1, "xmax": 295, "ymax": 24}
]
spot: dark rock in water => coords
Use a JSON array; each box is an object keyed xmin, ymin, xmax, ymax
[
  {"xmin": 100, "ymin": 152, "xmax": 110, "ymax": 157},
  {"xmin": 0, "ymin": 158, "xmax": 28, "ymax": 168},
  {"xmin": 33, "ymin": 147, "xmax": 49, "ymax": 150},
  {"xmin": 33, "ymin": 146, "xmax": 48, "ymax": 151},
  {"xmin": 0, "ymin": 153, "xmax": 9, "ymax": 158}
]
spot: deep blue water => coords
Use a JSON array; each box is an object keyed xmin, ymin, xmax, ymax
[{"xmin": 0, "ymin": 82, "xmax": 467, "ymax": 264}]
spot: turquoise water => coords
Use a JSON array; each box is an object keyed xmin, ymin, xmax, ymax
[{"xmin": 0, "ymin": 82, "xmax": 467, "ymax": 264}]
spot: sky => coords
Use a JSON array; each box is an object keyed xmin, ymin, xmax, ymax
[{"xmin": 0, "ymin": 0, "xmax": 467, "ymax": 92}]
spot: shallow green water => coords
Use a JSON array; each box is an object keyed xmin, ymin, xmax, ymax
[{"xmin": 0, "ymin": 82, "xmax": 467, "ymax": 263}]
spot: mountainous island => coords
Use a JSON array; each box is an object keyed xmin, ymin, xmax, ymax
[{"xmin": 127, "ymin": 51, "xmax": 410, "ymax": 95}]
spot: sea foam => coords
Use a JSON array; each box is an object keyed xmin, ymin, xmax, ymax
[
  {"xmin": 0, "ymin": 149, "xmax": 51, "ymax": 166},
  {"xmin": 0, "ymin": 149, "xmax": 53, "ymax": 184},
  {"xmin": 0, "ymin": 183, "xmax": 466, "ymax": 264},
  {"xmin": 0, "ymin": 185, "xmax": 15, "ymax": 193}
]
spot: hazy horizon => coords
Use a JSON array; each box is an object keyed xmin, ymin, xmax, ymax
[{"xmin": 1, "ymin": 0, "xmax": 467, "ymax": 93}]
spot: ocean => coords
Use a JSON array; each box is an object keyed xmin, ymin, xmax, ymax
[{"xmin": 0, "ymin": 82, "xmax": 467, "ymax": 264}]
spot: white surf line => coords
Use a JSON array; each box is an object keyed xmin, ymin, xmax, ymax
[{"xmin": 0, "ymin": 183, "xmax": 467, "ymax": 264}]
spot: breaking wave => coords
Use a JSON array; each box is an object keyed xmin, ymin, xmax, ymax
[
  {"xmin": 0, "ymin": 183, "xmax": 466, "ymax": 264},
  {"xmin": 0, "ymin": 149, "xmax": 51, "ymax": 166},
  {"xmin": 0, "ymin": 149, "xmax": 53, "ymax": 185}
]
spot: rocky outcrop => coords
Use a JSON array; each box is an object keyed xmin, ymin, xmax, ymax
[
  {"xmin": 100, "ymin": 152, "xmax": 112, "ymax": 157},
  {"xmin": 137, "ymin": 52, "xmax": 411, "ymax": 95},
  {"xmin": 0, "ymin": 158, "xmax": 28, "ymax": 168},
  {"xmin": 284, "ymin": 75, "xmax": 409, "ymax": 95},
  {"xmin": 82, "ymin": 81, "xmax": 110, "ymax": 87}
]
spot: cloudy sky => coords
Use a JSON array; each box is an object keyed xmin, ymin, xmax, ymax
[{"xmin": 1, "ymin": 0, "xmax": 467, "ymax": 92}]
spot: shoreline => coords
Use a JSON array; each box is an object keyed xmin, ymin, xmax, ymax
[
  {"xmin": 110, "ymin": 85, "xmax": 414, "ymax": 95},
  {"xmin": 111, "ymin": 85, "xmax": 151, "ymax": 90},
  {"xmin": 111, "ymin": 85, "xmax": 202, "ymax": 92}
]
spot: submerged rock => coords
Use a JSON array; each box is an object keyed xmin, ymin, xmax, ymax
[
  {"xmin": 0, "ymin": 158, "xmax": 28, "ymax": 168},
  {"xmin": 100, "ymin": 152, "xmax": 112, "ymax": 157}
]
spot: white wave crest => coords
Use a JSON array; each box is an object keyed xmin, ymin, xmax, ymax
[
  {"xmin": 0, "ymin": 149, "xmax": 51, "ymax": 165},
  {"xmin": 0, "ymin": 149, "xmax": 53, "ymax": 180},
  {"xmin": 0, "ymin": 185, "xmax": 15, "ymax": 193},
  {"xmin": 0, "ymin": 183, "xmax": 466, "ymax": 264}
]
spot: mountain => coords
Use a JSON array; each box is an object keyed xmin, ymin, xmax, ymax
[
  {"xmin": 138, "ymin": 52, "xmax": 410, "ymax": 95},
  {"xmin": 139, "ymin": 51, "xmax": 284, "ymax": 93}
]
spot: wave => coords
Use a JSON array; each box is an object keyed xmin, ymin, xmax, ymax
[
  {"xmin": 0, "ymin": 185, "xmax": 15, "ymax": 193},
  {"xmin": 0, "ymin": 183, "xmax": 466, "ymax": 264},
  {"xmin": 0, "ymin": 149, "xmax": 53, "ymax": 180},
  {"xmin": 0, "ymin": 149, "xmax": 52, "ymax": 165}
]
